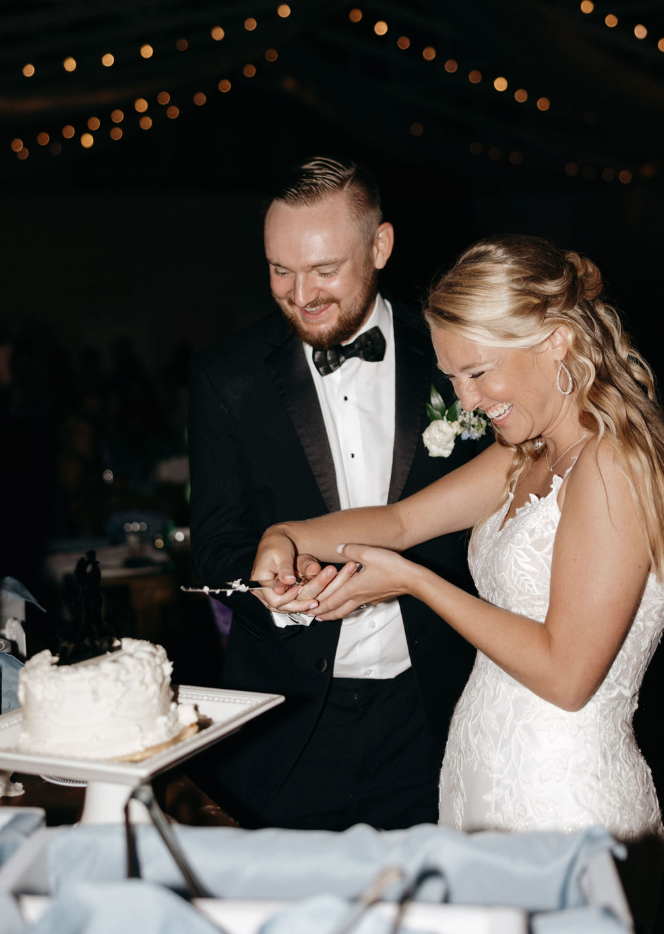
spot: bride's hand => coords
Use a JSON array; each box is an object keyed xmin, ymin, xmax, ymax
[{"xmin": 309, "ymin": 543, "xmax": 415, "ymax": 620}]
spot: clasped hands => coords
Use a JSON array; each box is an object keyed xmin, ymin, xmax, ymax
[{"xmin": 250, "ymin": 528, "xmax": 413, "ymax": 620}]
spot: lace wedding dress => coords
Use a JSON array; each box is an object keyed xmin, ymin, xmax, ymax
[{"xmin": 438, "ymin": 470, "xmax": 664, "ymax": 841}]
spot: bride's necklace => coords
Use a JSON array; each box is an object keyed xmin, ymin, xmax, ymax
[{"xmin": 545, "ymin": 431, "xmax": 589, "ymax": 472}]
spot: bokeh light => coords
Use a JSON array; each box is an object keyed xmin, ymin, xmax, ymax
[
  {"xmin": 22, "ymin": 64, "xmax": 35, "ymax": 77},
  {"xmin": 374, "ymin": 21, "xmax": 388, "ymax": 36},
  {"xmin": 493, "ymin": 77, "xmax": 508, "ymax": 91},
  {"xmin": 211, "ymin": 27, "xmax": 225, "ymax": 40},
  {"xmin": 102, "ymin": 53, "xmax": 114, "ymax": 66},
  {"xmin": 63, "ymin": 57, "xmax": 77, "ymax": 72}
]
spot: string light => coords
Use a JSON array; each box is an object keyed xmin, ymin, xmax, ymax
[
  {"xmin": 243, "ymin": 64, "xmax": 257, "ymax": 77},
  {"xmin": 444, "ymin": 59, "xmax": 457, "ymax": 72},
  {"xmin": 140, "ymin": 44, "xmax": 154, "ymax": 59},
  {"xmin": 37, "ymin": 133, "xmax": 49, "ymax": 146},
  {"xmin": 244, "ymin": 18, "xmax": 257, "ymax": 31},
  {"xmin": 63, "ymin": 57, "xmax": 77, "ymax": 72},
  {"xmin": 102, "ymin": 53, "xmax": 114, "ymax": 66},
  {"xmin": 139, "ymin": 115, "xmax": 152, "ymax": 129},
  {"xmin": 80, "ymin": 133, "xmax": 94, "ymax": 148},
  {"xmin": 468, "ymin": 69, "xmax": 482, "ymax": 84},
  {"xmin": 218, "ymin": 79, "xmax": 232, "ymax": 92},
  {"xmin": 175, "ymin": 38, "xmax": 188, "ymax": 51},
  {"xmin": 62, "ymin": 125, "xmax": 75, "ymax": 139},
  {"xmin": 349, "ymin": 9, "xmax": 362, "ymax": 23},
  {"xmin": 134, "ymin": 98, "xmax": 148, "ymax": 113},
  {"xmin": 619, "ymin": 170, "xmax": 632, "ymax": 183},
  {"xmin": 17, "ymin": 148, "xmax": 29, "ymax": 160},
  {"xmin": 488, "ymin": 147, "xmax": 501, "ymax": 160},
  {"xmin": 374, "ymin": 21, "xmax": 388, "ymax": 36},
  {"xmin": 22, "ymin": 64, "xmax": 35, "ymax": 77},
  {"xmin": 277, "ymin": 5, "xmax": 291, "ymax": 17},
  {"xmin": 157, "ymin": 91, "xmax": 170, "ymax": 104},
  {"xmin": 493, "ymin": 77, "xmax": 508, "ymax": 91},
  {"xmin": 193, "ymin": 92, "xmax": 206, "ymax": 105},
  {"xmin": 580, "ymin": 1, "xmax": 593, "ymax": 12},
  {"xmin": 514, "ymin": 88, "xmax": 528, "ymax": 102},
  {"xmin": 10, "ymin": 139, "xmax": 23, "ymax": 153},
  {"xmin": 211, "ymin": 27, "xmax": 225, "ymax": 40},
  {"xmin": 265, "ymin": 49, "xmax": 278, "ymax": 61},
  {"xmin": 87, "ymin": 117, "xmax": 100, "ymax": 131},
  {"xmin": 605, "ymin": 14, "xmax": 618, "ymax": 28},
  {"xmin": 111, "ymin": 109, "xmax": 124, "ymax": 123},
  {"xmin": 634, "ymin": 25, "xmax": 647, "ymax": 39},
  {"xmin": 536, "ymin": 97, "xmax": 550, "ymax": 111},
  {"xmin": 110, "ymin": 127, "xmax": 122, "ymax": 140},
  {"xmin": 397, "ymin": 37, "xmax": 410, "ymax": 50},
  {"xmin": 422, "ymin": 46, "xmax": 436, "ymax": 61},
  {"xmin": 166, "ymin": 106, "xmax": 179, "ymax": 119},
  {"xmin": 50, "ymin": 142, "xmax": 62, "ymax": 155},
  {"xmin": 410, "ymin": 122, "xmax": 423, "ymax": 136}
]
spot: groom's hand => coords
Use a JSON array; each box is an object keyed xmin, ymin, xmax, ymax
[{"xmin": 251, "ymin": 527, "xmax": 342, "ymax": 615}]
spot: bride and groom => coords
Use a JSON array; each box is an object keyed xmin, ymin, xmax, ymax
[{"xmin": 189, "ymin": 158, "xmax": 664, "ymax": 864}]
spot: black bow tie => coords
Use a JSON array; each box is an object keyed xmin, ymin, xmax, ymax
[{"xmin": 312, "ymin": 326, "xmax": 386, "ymax": 376}]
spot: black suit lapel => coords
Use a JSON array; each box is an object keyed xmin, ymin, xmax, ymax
[
  {"xmin": 388, "ymin": 316, "xmax": 433, "ymax": 505},
  {"xmin": 266, "ymin": 336, "xmax": 341, "ymax": 514}
]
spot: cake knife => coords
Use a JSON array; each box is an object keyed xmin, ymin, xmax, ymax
[{"xmin": 180, "ymin": 579, "xmax": 306, "ymax": 596}]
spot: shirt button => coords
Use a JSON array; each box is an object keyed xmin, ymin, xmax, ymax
[
  {"xmin": 364, "ymin": 668, "xmax": 372, "ymax": 676},
  {"xmin": 344, "ymin": 396, "xmax": 348, "ymax": 401},
  {"xmin": 350, "ymin": 453, "xmax": 355, "ymax": 458}
]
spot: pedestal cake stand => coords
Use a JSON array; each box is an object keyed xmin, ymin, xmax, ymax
[{"xmin": 0, "ymin": 686, "xmax": 284, "ymax": 823}]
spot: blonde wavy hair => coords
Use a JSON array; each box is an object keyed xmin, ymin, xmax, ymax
[{"xmin": 425, "ymin": 234, "xmax": 664, "ymax": 578}]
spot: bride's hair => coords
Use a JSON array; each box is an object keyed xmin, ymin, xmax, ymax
[{"xmin": 425, "ymin": 234, "xmax": 664, "ymax": 577}]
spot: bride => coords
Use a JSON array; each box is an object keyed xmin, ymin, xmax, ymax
[{"xmin": 251, "ymin": 234, "xmax": 664, "ymax": 913}]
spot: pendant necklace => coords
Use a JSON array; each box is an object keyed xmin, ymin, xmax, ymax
[{"xmin": 545, "ymin": 431, "xmax": 589, "ymax": 473}]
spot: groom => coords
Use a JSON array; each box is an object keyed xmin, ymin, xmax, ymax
[{"xmin": 187, "ymin": 156, "xmax": 481, "ymax": 830}]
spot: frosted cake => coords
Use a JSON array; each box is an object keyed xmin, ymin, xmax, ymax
[{"xmin": 17, "ymin": 638, "xmax": 198, "ymax": 760}]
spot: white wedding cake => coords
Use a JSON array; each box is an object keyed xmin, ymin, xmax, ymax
[{"xmin": 18, "ymin": 638, "xmax": 198, "ymax": 760}]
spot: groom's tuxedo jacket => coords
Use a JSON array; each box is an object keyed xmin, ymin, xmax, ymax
[{"xmin": 188, "ymin": 298, "xmax": 479, "ymax": 812}]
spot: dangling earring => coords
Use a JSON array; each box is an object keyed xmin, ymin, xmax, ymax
[{"xmin": 556, "ymin": 361, "xmax": 573, "ymax": 396}]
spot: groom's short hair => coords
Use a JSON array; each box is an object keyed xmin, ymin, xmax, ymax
[{"xmin": 267, "ymin": 156, "xmax": 383, "ymax": 239}]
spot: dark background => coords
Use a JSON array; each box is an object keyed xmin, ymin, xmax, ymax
[{"xmin": 1, "ymin": 0, "xmax": 663, "ymax": 800}]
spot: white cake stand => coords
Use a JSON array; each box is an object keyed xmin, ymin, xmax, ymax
[{"xmin": 0, "ymin": 686, "xmax": 284, "ymax": 824}]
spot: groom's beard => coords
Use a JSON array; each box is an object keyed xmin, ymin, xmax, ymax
[{"xmin": 276, "ymin": 266, "xmax": 379, "ymax": 351}]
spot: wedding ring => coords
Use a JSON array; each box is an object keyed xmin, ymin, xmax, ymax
[
  {"xmin": 358, "ymin": 603, "xmax": 369, "ymax": 610},
  {"xmin": 288, "ymin": 612, "xmax": 312, "ymax": 624}
]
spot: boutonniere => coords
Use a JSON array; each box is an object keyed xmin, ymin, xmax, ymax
[{"xmin": 422, "ymin": 385, "xmax": 489, "ymax": 457}]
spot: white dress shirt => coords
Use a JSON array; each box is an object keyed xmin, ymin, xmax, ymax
[{"xmin": 272, "ymin": 294, "xmax": 411, "ymax": 680}]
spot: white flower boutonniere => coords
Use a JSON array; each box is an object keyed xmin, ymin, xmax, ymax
[{"xmin": 422, "ymin": 385, "xmax": 489, "ymax": 457}]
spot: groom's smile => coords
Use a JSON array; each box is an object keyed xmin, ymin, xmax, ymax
[{"xmin": 264, "ymin": 189, "xmax": 393, "ymax": 351}]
